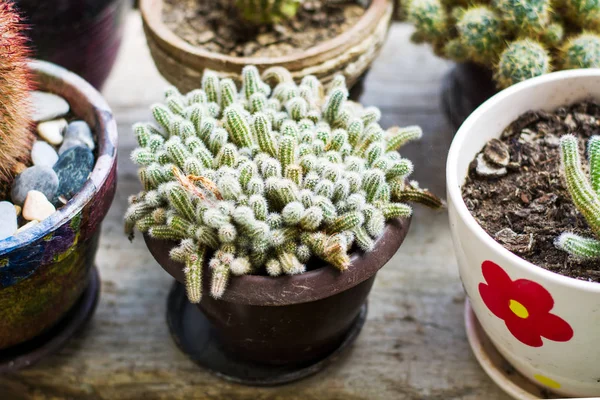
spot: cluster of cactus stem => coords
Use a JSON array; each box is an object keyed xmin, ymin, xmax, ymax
[
  {"xmin": 126, "ymin": 66, "xmax": 442, "ymax": 302},
  {"xmin": 235, "ymin": 0, "xmax": 302, "ymax": 25},
  {"xmin": 555, "ymin": 135, "xmax": 600, "ymax": 260},
  {"xmin": 405, "ymin": 0, "xmax": 600, "ymax": 88},
  {"xmin": 0, "ymin": 2, "xmax": 33, "ymax": 198}
]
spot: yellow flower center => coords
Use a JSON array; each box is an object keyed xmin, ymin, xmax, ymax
[
  {"xmin": 509, "ymin": 299, "xmax": 529, "ymax": 319},
  {"xmin": 534, "ymin": 374, "xmax": 561, "ymax": 389}
]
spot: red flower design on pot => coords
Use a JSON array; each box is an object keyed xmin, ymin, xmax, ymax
[{"xmin": 478, "ymin": 260, "xmax": 573, "ymax": 347}]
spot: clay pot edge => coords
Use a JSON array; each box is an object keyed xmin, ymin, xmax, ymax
[{"xmin": 139, "ymin": 0, "xmax": 390, "ymax": 71}]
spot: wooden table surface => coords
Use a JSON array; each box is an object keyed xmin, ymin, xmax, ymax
[{"xmin": 0, "ymin": 13, "xmax": 511, "ymax": 400}]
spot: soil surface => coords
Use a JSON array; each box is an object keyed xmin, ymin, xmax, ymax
[
  {"xmin": 462, "ymin": 101, "xmax": 600, "ymax": 282},
  {"xmin": 162, "ymin": 0, "xmax": 365, "ymax": 58}
]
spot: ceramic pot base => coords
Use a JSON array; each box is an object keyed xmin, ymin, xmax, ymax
[
  {"xmin": 167, "ymin": 280, "xmax": 368, "ymax": 386},
  {"xmin": 465, "ymin": 300, "xmax": 562, "ymax": 399},
  {"xmin": 0, "ymin": 266, "xmax": 100, "ymax": 372}
]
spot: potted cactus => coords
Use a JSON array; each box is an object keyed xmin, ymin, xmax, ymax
[
  {"xmin": 405, "ymin": 0, "xmax": 600, "ymax": 128},
  {"xmin": 139, "ymin": 0, "xmax": 393, "ymax": 100},
  {"xmin": 127, "ymin": 66, "xmax": 441, "ymax": 383},
  {"xmin": 0, "ymin": 2, "xmax": 117, "ymax": 370},
  {"xmin": 447, "ymin": 69, "xmax": 600, "ymax": 397}
]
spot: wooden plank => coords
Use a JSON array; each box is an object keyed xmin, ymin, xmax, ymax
[{"xmin": 0, "ymin": 14, "xmax": 509, "ymax": 400}]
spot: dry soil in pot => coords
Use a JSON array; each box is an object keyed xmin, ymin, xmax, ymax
[
  {"xmin": 462, "ymin": 101, "xmax": 600, "ymax": 282},
  {"xmin": 162, "ymin": 0, "xmax": 364, "ymax": 58}
]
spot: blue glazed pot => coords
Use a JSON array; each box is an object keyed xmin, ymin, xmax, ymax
[{"xmin": 0, "ymin": 60, "xmax": 118, "ymax": 350}]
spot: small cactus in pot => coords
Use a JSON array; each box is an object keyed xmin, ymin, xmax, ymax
[
  {"xmin": 126, "ymin": 66, "xmax": 442, "ymax": 303},
  {"xmin": 235, "ymin": 0, "xmax": 303, "ymax": 25},
  {"xmin": 0, "ymin": 1, "xmax": 34, "ymax": 197},
  {"xmin": 404, "ymin": 0, "xmax": 600, "ymax": 88}
]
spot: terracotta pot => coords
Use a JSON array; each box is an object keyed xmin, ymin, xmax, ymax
[
  {"xmin": 447, "ymin": 69, "xmax": 600, "ymax": 397},
  {"xmin": 139, "ymin": 0, "xmax": 392, "ymax": 96},
  {"xmin": 145, "ymin": 217, "xmax": 410, "ymax": 366},
  {"xmin": 0, "ymin": 60, "xmax": 118, "ymax": 350},
  {"xmin": 15, "ymin": 0, "xmax": 130, "ymax": 90},
  {"xmin": 441, "ymin": 62, "xmax": 497, "ymax": 131}
]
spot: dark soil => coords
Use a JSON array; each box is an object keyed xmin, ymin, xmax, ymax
[
  {"xmin": 462, "ymin": 101, "xmax": 600, "ymax": 282},
  {"xmin": 162, "ymin": 0, "xmax": 365, "ymax": 58}
]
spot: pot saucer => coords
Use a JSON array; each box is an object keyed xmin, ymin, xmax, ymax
[
  {"xmin": 167, "ymin": 280, "xmax": 368, "ymax": 386},
  {"xmin": 464, "ymin": 301, "xmax": 563, "ymax": 400},
  {"xmin": 0, "ymin": 266, "xmax": 100, "ymax": 372}
]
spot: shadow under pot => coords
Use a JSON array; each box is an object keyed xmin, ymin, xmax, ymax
[
  {"xmin": 139, "ymin": 0, "xmax": 392, "ymax": 101},
  {"xmin": 441, "ymin": 62, "xmax": 498, "ymax": 131},
  {"xmin": 145, "ymin": 217, "xmax": 410, "ymax": 384},
  {"xmin": 0, "ymin": 60, "xmax": 118, "ymax": 368},
  {"xmin": 14, "ymin": 0, "xmax": 131, "ymax": 90}
]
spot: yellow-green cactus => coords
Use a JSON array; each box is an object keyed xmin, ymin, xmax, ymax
[
  {"xmin": 561, "ymin": 33, "xmax": 600, "ymax": 69},
  {"xmin": 494, "ymin": 39, "xmax": 551, "ymax": 88},
  {"xmin": 236, "ymin": 0, "xmax": 302, "ymax": 25}
]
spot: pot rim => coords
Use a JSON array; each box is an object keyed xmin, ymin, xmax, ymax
[
  {"xmin": 145, "ymin": 216, "xmax": 411, "ymax": 306},
  {"xmin": 0, "ymin": 60, "xmax": 118, "ymax": 255},
  {"xmin": 139, "ymin": 0, "xmax": 388, "ymax": 68},
  {"xmin": 446, "ymin": 68, "xmax": 600, "ymax": 293}
]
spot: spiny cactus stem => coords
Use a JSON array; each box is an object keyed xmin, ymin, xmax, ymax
[
  {"xmin": 555, "ymin": 233, "xmax": 600, "ymax": 260},
  {"xmin": 560, "ymin": 135, "xmax": 600, "ymax": 237}
]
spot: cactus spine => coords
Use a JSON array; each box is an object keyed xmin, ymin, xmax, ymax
[
  {"xmin": 0, "ymin": 2, "xmax": 33, "ymax": 197},
  {"xmin": 127, "ymin": 66, "xmax": 441, "ymax": 302}
]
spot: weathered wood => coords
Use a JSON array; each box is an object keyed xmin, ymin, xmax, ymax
[{"xmin": 0, "ymin": 13, "xmax": 510, "ymax": 399}]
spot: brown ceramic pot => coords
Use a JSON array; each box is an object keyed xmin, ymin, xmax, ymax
[
  {"xmin": 139, "ymin": 0, "xmax": 393, "ymax": 96},
  {"xmin": 0, "ymin": 60, "xmax": 118, "ymax": 350},
  {"xmin": 145, "ymin": 217, "xmax": 410, "ymax": 366},
  {"xmin": 441, "ymin": 62, "xmax": 498, "ymax": 131}
]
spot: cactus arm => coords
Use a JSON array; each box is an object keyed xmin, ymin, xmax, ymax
[
  {"xmin": 560, "ymin": 135, "xmax": 600, "ymax": 237},
  {"xmin": 184, "ymin": 246, "xmax": 205, "ymax": 303},
  {"xmin": 589, "ymin": 136, "xmax": 600, "ymax": 195},
  {"xmin": 555, "ymin": 233, "xmax": 600, "ymax": 260}
]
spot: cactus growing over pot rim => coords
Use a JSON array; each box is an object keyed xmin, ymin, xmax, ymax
[{"xmin": 126, "ymin": 66, "xmax": 442, "ymax": 303}]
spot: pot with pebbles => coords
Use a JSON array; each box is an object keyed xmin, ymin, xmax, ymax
[
  {"xmin": 0, "ymin": 3, "xmax": 117, "ymax": 368},
  {"xmin": 404, "ymin": 0, "xmax": 600, "ymax": 129},
  {"xmin": 447, "ymin": 69, "xmax": 600, "ymax": 397},
  {"xmin": 139, "ymin": 0, "xmax": 393, "ymax": 101},
  {"xmin": 126, "ymin": 66, "xmax": 442, "ymax": 384}
]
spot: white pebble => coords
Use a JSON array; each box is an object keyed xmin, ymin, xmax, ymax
[
  {"xmin": 30, "ymin": 91, "xmax": 70, "ymax": 122},
  {"xmin": 31, "ymin": 141, "xmax": 59, "ymax": 167},
  {"xmin": 37, "ymin": 119, "xmax": 67, "ymax": 145},
  {"xmin": 0, "ymin": 201, "xmax": 18, "ymax": 240},
  {"xmin": 22, "ymin": 190, "xmax": 56, "ymax": 221}
]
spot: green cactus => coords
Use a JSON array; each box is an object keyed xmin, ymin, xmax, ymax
[
  {"xmin": 565, "ymin": 0, "xmax": 600, "ymax": 31},
  {"xmin": 561, "ymin": 33, "xmax": 600, "ymax": 69},
  {"xmin": 494, "ymin": 39, "xmax": 551, "ymax": 89},
  {"xmin": 492, "ymin": 0, "xmax": 551, "ymax": 35},
  {"xmin": 126, "ymin": 66, "xmax": 442, "ymax": 301},
  {"xmin": 454, "ymin": 6, "xmax": 505, "ymax": 64},
  {"xmin": 236, "ymin": 0, "xmax": 302, "ymax": 25},
  {"xmin": 404, "ymin": 0, "xmax": 600, "ymax": 88},
  {"xmin": 555, "ymin": 135, "xmax": 600, "ymax": 260}
]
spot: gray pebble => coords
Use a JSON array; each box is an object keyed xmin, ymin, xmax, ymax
[
  {"xmin": 0, "ymin": 201, "xmax": 18, "ymax": 240},
  {"xmin": 30, "ymin": 91, "xmax": 70, "ymax": 122},
  {"xmin": 31, "ymin": 141, "xmax": 59, "ymax": 167},
  {"xmin": 54, "ymin": 146, "xmax": 94, "ymax": 199},
  {"xmin": 63, "ymin": 120, "xmax": 95, "ymax": 150},
  {"xmin": 11, "ymin": 166, "xmax": 59, "ymax": 206}
]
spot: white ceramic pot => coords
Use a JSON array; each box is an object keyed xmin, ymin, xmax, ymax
[{"xmin": 447, "ymin": 69, "xmax": 600, "ymax": 398}]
